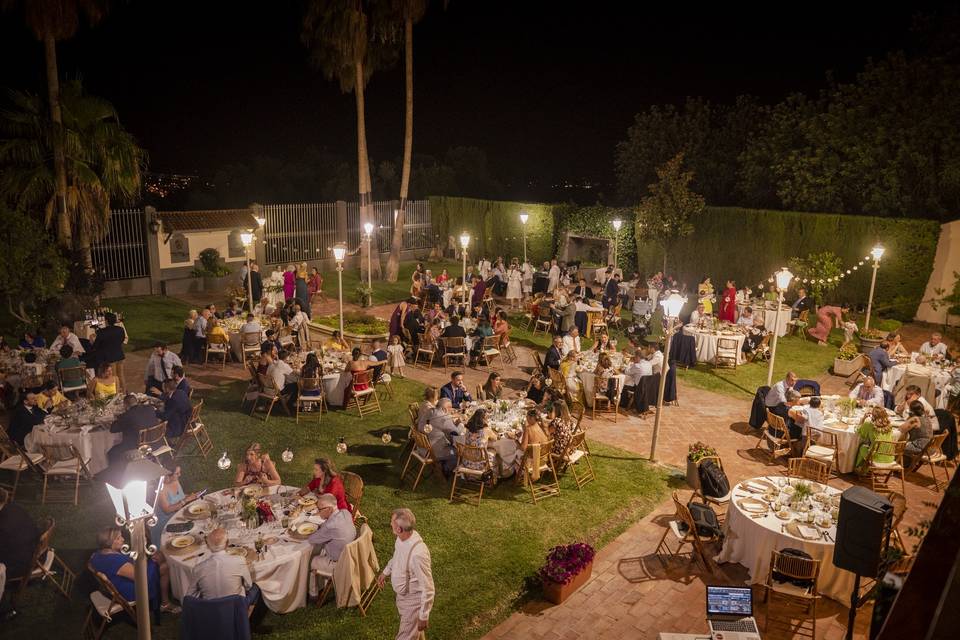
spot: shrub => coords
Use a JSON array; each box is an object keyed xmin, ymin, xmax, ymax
[
  {"xmin": 191, "ymin": 248, "xmax": 232, "ymax": 277},
  {"xmin": 314, "ymin": 312, "xmax": 388, "ymax": 335}
]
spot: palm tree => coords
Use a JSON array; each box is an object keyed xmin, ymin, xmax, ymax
[
  {"xmin": 0, "ymin": 81, "xmax": 147, "ymax": 266},
  {"xmin": 384, "ymin": 0, "xmax": 428, "ymax": 283},
  {"xmin": 303, "ymin": 0, "xmax": 397, "ymax": 281},
  {"xmin": 2, "ymin": 0, "xmax": 107, "ymax": 248}
]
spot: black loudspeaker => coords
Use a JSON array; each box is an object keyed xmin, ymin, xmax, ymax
[{"xmin": 833, "ymin": 486, "xmax": 893, "ymax": 576}]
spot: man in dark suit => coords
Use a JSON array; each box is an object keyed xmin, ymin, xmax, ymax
[
  {"xmin": 172, "ymin": 365, "xmax": 191, "ymax": 397},
  {"xmin": 108, "ymin": 394, "xmax": 160, "ymax": 466},
  {"xmin": 159, "ymin": 379, "xmax": 192, "ymax": 439},
  {"xmin": 543, "ymin": 335, "xmax": 564, "ymax": 375},
  {"xmin": 439, "ymin": 371, "xmax": 472, "ymax": 410},
  {"xmin": 440, "ymin": 315, "xmax": 467, "ymax": 357},
  {"xmin": 0, "ymin": 486, "xmax": 40, "ymax": 617},
  {"xmin": 791, "ymin": 288, "xmax": 813, "ymax": 318},
  {"xmin": 572, "ymin": 278, "xmax": 593, "ymax": 300},
  {"xmin": 250, "ymin": 263, "xmax": 264, "ymax": 308},
  {"xmin": 93, "ymin": 312, "xmax": 126, "ymax": 391},
  {"xmin": 8, "ymin": 393, "xmax": 45, "ymax": 447},
  {"xmin": 603, "ymin": 273, "xmax": 621, "ymax": 309}
]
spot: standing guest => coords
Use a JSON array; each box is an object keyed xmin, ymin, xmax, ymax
[
  {"xmin": 90, "ymin": 526, "xmax": 179, "ymax": 613},
  {"xmin": 919, "ymin": 332, "xmax": 949, "ymax": 360},
  {"xmin": 764, "ymin": 371, "xmax": 798, "ymax": 420},
  {"xmin": 506, "ymin": 262, "xmax": 523, "ymax": 309},
  {"xmin": 410, "ymin": 273, "xmax": 424, "ymax": 300},
  {"xmin": 283, "ymin": 264, "xmax": 296, "ymax": 301},
  {"xmin": 386, "ymin": 335, "xmax": 407, "ymax": 378},
  {"xmin": 299, "ymin": 457, "xmax": 351, "ymax": 512},
  {"xmin": 791, "ymin": 288, "xmax": 814, "ymax": 319},
  {"xmin": 471, "ymin": 275, "xmax": 486, "ymax": 308},
  {"xmin": 8, "ymin": 393, "xmax": 44, "ymax": 447},
  {"xmin": 547, "ymin": 259, "xmax": 561, "ymax": 294},
  {"xmin": 88, "ymin": 363, "xmax": 119, "ymax": 401},
  {"xmin": 718, "ymin": 280, "xmax": 737, "ymax": 323},
  {"xmin": 288, "ymin": 302, "xmax": 310, "ymax": 349},
  {"xmin": 50, "ymin": 323, "xmax": 85, "ymax": 355},
  {"xmin": 849, "ymin": 376, "xmax": 885, "ymax": 407},
  {"xmin": 543, "ymin": 335, "xmax": 564, "ymax": 375},
  {"xmin": 249, "ymin": 263, "xmax": 263, "ymax": 308},
  {"xmin": 404, "ymin": 305, "xmax": 426, "ymax": 353},
  {"xmin": 0, "ymin": 487, "xmax": 39, "ymax": 618},
  {"xmin": 19, "ymin": 329, "xmax": 45, "ymax": 349},
  {"xmin": 93, "ymin": 313, "xmax": 126, "ymax": 392},
  {"xmin": 869, "ymin": 341, "xmax": 896, "ymax": 384},
  {"xmin": 188, "ymin": 527, "xmax": 265, "ymax": 623},
  {"xmin": 151, "ymin": 466, "xmax": 199, "ymax": 540},
  {"xmin": 180, "ymin": 310, "xmax": 199, "ymax": 363},
  {"xmin": 108, "ymin": 394, "xmax": 160, "ymax": 466},
  {"xmin": 306, "ymin": 494, "xmax": 357, "ymax": 599},
  {"xmin": 144, "ymin": 343, "xmax": 182, "ymax": 396},
  {"xmin": 295, "ymin": 263, "xmax": 311, "ymax": 317},
  {"xmin": 697, "ymin": 277, "xmax": 715, "ymax": 314},
  {"xmin": 439, "ymin": 371, "xmax": 472, "ymax": 410},
  {"xmin": 389, "ymin": 299, "xmax": 412, "ymax": 339},
  {"xmin": 193, "ymin": 309, "xmax": 210, "ymax": 364},
  {"xmin": 378, "ymin": 508, "xmax": 435, "ymax": 640},
  {"xmin": 307, "ymin": 267, "xmax": 324, "ymax": 302},
  {"xmin": 602, "ymin": 272, "xmax": 620, "ymax": 309},
  {"xmin": 159, "ymin": 379, "xmax": 191, "ymax": 439},
  {"xmin": 807, "ymin": 302, "xmax": 850, "ymax": 345},
  {"xmin": 37, "ymin": 381, "xmax": 69, "ymax": 412},
  {"xmin": 234, "ymin": 443, "xmax": 281, "ymax": 487},
  {"xmin": 521, "ymin": 259, "xmax": 534, "ymax": 300}
]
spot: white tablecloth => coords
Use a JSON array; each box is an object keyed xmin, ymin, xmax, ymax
[
  {"xmin": 682, "ymin": 328, "xmax": 746, "ymax": 364},
  {"xmin": 453, "ymin": 432, "xmax": 520, "ymax": 478},
  {"xmin": 323, "ymin": 372, "xmax": 352, "ymax": 407},
  {"xmin": 162, "ymin": 485, "xmax": 313, "ymax": 613},
  {"xmin": 715, "ymin": 476, "xmax": 852, "ymax": 602},
  {"xmin": 738, "ymin": 303, "xmax": 790, "ymax": 337},
  {"xmin": 815, "ymin": 415, "xmax": 902, "ymax": 474},
  {"xmin": 25, "ymin": 423, "xmax": 121, "ymax": 476},
  {"xmin": 882, "ymin": 364, "xmax": 950, "ymax": 409},
  {"xmin": 579, "ymin": 371, "xmax": 626, "ymax": 408}
]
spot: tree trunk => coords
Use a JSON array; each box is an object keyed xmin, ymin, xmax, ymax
[
  {"xmin": 44, "ymin": 33, "xmax": 70, "ymax": 247},
  {"xmin": 354, "ymin": 60, "xmax": 381, "ymax": 283},
  {"xmin": 662, "ymin": 244, "xmax": 667, "ymax": 275},
  {"xmin": 386, "ymin": 15, "xmax": 414, "ymax": 283}
]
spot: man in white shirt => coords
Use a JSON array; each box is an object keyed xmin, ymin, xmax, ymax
[
  {"xmin": 895, "ymin": 384, "xmax": 939, "ymax": 431},
  {"xmin": 307, "ymin": 494, "xmax": 357, "ymax": 598},
  {"xmin": 620, "ymin": 352, "xmax": 653, "ymax": 413},
  {"xmin": 765, "ymin": 371, "xmax": 798, "ymax": 419},
  {"xmin": 687, "ymin": 303, "xmax": 706, "ymax": 327},
  {"xmin": 919, "ymin": 333, "xmax": 949, "ymax": 360},
  {"xmin": 646, "ymin": 346, "xmax": 664, "ymax": 374},
  {"xmin": 144, "ymin": 342, "xmax": 182, "ymax": 395},
  {"xmin": 266, "ymin": 350, "xmax": 297, "ymax": 400},
  {"xmin": 849, "ymin": 376, "xmax": 885, "ymax": 407},
  {"xmin": 187, "ymin": 527, "xmax": 262, "ymax": 614},
  {"xmin": 378, "ymin": 508, "xmax": 434, "ymax": 640},
  {"xmin": 789, "ymin": 396, "xmax": 824, "ymax": 432},
  {"xmin": 50, "ymin": 324, "xmax": 85, "ymax": 355},
  {"xmin": 737, "ymin": 307, "xmax": 754, "ymax": 327},
  {"xmin": 240, "ymin": 313, "xmax": 262, "ymax": 336},
  {"xmin": 561, "ymin": 327, "xmax": 581, "ymax": 357}
]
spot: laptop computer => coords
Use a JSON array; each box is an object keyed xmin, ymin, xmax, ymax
[{"xmin": 705, "ymin": 585, "xmax": 761, "ymax": 640}]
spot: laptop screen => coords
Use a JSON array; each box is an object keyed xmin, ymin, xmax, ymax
[{"xmin": 706, "ymin": 585, "xmax": 753, "ymax": 617}]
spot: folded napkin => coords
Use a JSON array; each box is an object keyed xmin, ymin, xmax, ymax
[
  {"xmin": 798, "ymin": 524, "xmax": 820, "ymax": 540},
  {"xmin": 745, "ymin": 481, "xmax": 768, "ymax": 493},
  {"xmin": 741, "ymin": 501, "xmax": 766, "ymax": 513}
]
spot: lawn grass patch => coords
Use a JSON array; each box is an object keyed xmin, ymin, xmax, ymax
[{"xmin": 102, "ymin": 296, "xmax": 194, "ymax": 351}]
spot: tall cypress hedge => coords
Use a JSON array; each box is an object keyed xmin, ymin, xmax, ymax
[{"xmin": 430, "ymin": 197, "xmax": 939, "ymax": 320}]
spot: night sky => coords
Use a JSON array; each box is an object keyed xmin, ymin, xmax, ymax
[{"xmin": 0, "ymin": 1, "xmax": 935, "ymax": 198}]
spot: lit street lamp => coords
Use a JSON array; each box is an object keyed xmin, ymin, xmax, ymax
[
  {"xmin": 332, "ymin": 243, "xmax": 347, "ymax": 335},
  {"xmin": 765, "ymin": 267, "xmax": 794, "ymax": 386},
  {"xmin": 611, "ymin": 218, "xmax": 623, "ymax": 269},
  {"xmin": 460, "ymin": 232, "xmax": 471, "ymax": 311},
  {"xmin": 363, "ymin": 222, "xmax": 374, "ymax": 293},
  {"xmin": 865, "ymin": 243, "xmax": 885, "ymax": 331},
  {"xmin": 519, "ymin": 212, "xmax": 529, "ymax": 266},
  {"xmin": 104, "ymin": 454, "xmax": 169, "ymax": 640},
  {"xmin": 241, "ymin": 231, "xmax": 254, "ymax": 312},
  {"xmin": 650, "ymin": 290, "xmax": 686, "ymax": 461}
]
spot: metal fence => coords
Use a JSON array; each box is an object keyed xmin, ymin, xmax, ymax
[{"xmin": 91, "ymin": 208, "xmax": 149, "ymax": 280}]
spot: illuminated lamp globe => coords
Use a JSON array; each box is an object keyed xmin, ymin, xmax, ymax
[
  {"xmin": 217, "ymin": 452, "xmax": 232, "ymax": 470},
  {"xmin": 332, "ymin": 243, "xmax": 347, "ymax": 263},
  {"xmin": 660, "ymin": 290, "xmax": 687, "ymax": 319},
  {"xmin": 281, "ymin": 448, "xmax": 294, "ymax": 463},
  {"xmin": 774, "ymin": 267, "xmax": 794, "ymax": 291},
  {"xmin": 519, "ymin": 212, "xmax": 529, "ymax": 225},
  {"xmin": 459, "ymin": 233, "xmax": 471, "ymax": 250},
  {"xmin": 871, "ymin": 243, "xmax": 885, "ymax": 262}
]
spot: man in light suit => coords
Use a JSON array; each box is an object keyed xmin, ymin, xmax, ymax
[
  {"xmin": 422, "ymin": 398, "xmax": 461, "ymax": 474},
  {"xmin": 559, "ymin": 297, "xmax": 579, "ymax": 334}
]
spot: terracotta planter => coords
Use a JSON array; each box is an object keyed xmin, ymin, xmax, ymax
[
  {"xmin": 542, "ymin": 561, "xmax": 593, "ymax": 605},
  {"xmin": 859, "ymin": 337, "xmax": 883, "ymax": 354},
  {"xmin": 833, "ymin": 357, "xmax": 862, "ymax": 377}
]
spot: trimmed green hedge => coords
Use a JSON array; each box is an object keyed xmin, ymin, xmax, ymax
[
  {"xmin": 634, "ymin": 206, "xmax": 940, "ymax": 321},
  {"xmin": 554, "ymin": 204, "xmax": 637, "ymax": 272}
]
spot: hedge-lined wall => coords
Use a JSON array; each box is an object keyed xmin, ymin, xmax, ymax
[
  {"xmin": 554, "ymin": 204, "xmax": 637, "ymax": 271},
  {"xmin": 634, "ymin": 206, "xmax": 940, "ymax": 320}
]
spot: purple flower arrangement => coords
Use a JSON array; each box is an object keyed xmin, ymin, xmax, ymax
[{"xmin": 538, "ymin": 542, "xmax": 595, "ymax": 585}]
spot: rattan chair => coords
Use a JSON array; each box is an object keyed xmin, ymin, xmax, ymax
[
  {"xmin": 554, "ymin": 430, "xmax": 595, "ymax": 489},
  {"xmin": 521, "ymin": 440, "xmax": 561, "ymax": 504},
  {"xmin": 787, "ymin": 457, "xmax": 830, "ymax": 485},
  {"xmin": 295, "ymin": 377, "xmax": 326, "ymax": 425},
  {"xmin": 449, "ymin": 442, "xmax": 493, "ymax": 506},
  {"xmin": 762, "ymin": 549, "xmax": 821, "ymax": 637},
  {"xmin": 866, "ymin": 439, "xmax": 908, "ymax": 497},
  {"xmin": 38, "ymin": 443, "xmax": 92, "ymax": 505},
  {"xmin": 399, "ymin": 429, "xmax": 441, "ymax": 491},
  {"xmin": 655, "ymin": 490, "xmax": 717, "ymax": 572},
  {"xmin": 346, "ymin": 370, "xmax": 381, "ymax": 418}
]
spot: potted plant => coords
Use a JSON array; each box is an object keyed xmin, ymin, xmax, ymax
[
  {"xmin": 833, "ymin": 342, "xmax": 862, "ymax": 376},
  {"xmin": 858, "ymin": 328, "xmax": 886, "ymax": 354},
  {"xmin": 686, "ymin": 441, "xmax": 718, "ymax": 489},
  {"xmin": 539, "ymin": 542, "xmax": 595, "ymax": 604}
]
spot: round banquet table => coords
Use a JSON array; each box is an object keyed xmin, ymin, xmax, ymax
[
  {"xmin": 25, "ymin": 422, "xmax": 121, "ymax": 476},
  {"xmin": 714, "ymin": 475, "xmax": 852, "ymax": 602},
  {"xmin": 579, "ymin": 371, "xmax": 626, "ymax": 408},
  {"xmin": 682, "ymin": 327, "xmax": 746, "ymax": 365},
  {"xmin": 817, "ymin": 404, "xmax": 903, "ymax": 473},
  {"xmin": 737, "ymin": 302, "xmax": 790, "ymax": 337},
  {"xmin": 882, "ymin": 364, "xmax": 951, "ymax": 409},
  {"xmin": 161, "ymin": 485, "xmax": 316, "ymax": 614}
]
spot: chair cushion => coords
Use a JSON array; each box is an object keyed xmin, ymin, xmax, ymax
[
  {"xmin": 923, "ymin": 452, "xmax": 946, "ymax": 463},
  {"xmin": 354, "ymin": 388, "xmax": 375, "ymax": 397},
  {"xmin": 806, "ymin": 445, "xmax": 835, "ymax": 459},
  {"xmin": 0, "ymin": 452, "xmax": 44, "ymax": 470},
  {"xmin": 566, "ymin": 449, "xmax": 586, "ymax": 464},
  {"xmin": 379, "ymin": 374, "xmax": 392, "ymax": 384},
  {"xmin": 668, "ymin": 519, "xmax": 688, "ymax": 541},
  {"xmin": 151, "ymin": 445, "xmax": 173, "ymax": 457},
  {"xmin": 455, "ymin": 466, "xmax": 485, "ymax": 477},
  {"xmin": 45, "ymin": 458, "xmax": 89, "ymax": 475},
  {"xmin": 90, "ymin": 591, "xmax": 127, "ymax": 620},
  {"xmin": 483, "ymin": 349, "xmax": 500, "ymax": 356},
  {"xmin": 770, "ymin": 579, "xmax": 814, "ymax": 598},
  {"xmin": 207, "ymin": 344, "xmax": 228, "ymax": 352},
  {"xmin": 870, "ymin": 461, "xmax": 903, "ymax": 470}
]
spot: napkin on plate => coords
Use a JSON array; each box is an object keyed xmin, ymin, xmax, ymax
[
  {"xmin": 798, "ymin": 525, "xmax": 820, "ymax": 540},
  {"xmin": 745, "ymin": 481, "xmax": 768, "ymax": 493},
  {"xmin": 741, "ymin": 502, "xmax": 766, "ymax": 513}
]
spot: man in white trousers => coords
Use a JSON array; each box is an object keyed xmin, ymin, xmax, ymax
[{"xmin": 378, "ymin": 508, "xmax": 435, "ymax": 640}]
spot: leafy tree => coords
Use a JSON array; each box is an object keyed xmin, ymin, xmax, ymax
[
  {"xmin": 0, "ymin": 81, "xmax": 146, "ymax": 266},
  {"xmin": 787, "ymin": 251, "xmax": 843, "ymax": 306},
  {"xmin": 634, "ymin": 152, "xmax": 705, "ymax": 273},
  {"xmin": 0, "ymin": 204, "xmax": 67, "ymax": 325}
]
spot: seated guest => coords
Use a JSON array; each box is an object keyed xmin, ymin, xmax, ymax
[
  {"xmin": 325, "ymin": 330, "xmax": 351, "ymax": 352},
  {"xmin": 737, "ymin": 306, "xmax": 754, "ymax": 327},
  {"xmin": 470, "ymin": 316, "xmax": 494, "ymax": 362},
  {"xmin": 150, "ymin": 465, "xmax": 200, "ymax": 539},
  {"xmin": 423, "ymin": 398, "xmax": 462, "ymax": 474},
  {"xmin": 849, "ymin": 376, "xmax": 884, "ymax": 407},
  {"xmin": 439, "ymin": 371, "xmax": 472, "ymax": 410},
  {"xmin": 109, "ymin": 394, "xmax": 161, "ymax": 466},
  {"xmin": 516, "ymin": 409, "xmax": 551, "ymax": 474},
  {"xmin": 559, "ymin": 351, "xmax": 581, "ymax": 399},
  {"xmin": 440, "ymin": 315, "xmax": 467, "ymax": 346},
  {"xmin": 790, "ymin": 288, "xmax": 813, "ymax": 318},
  {"xmin": 234, "ymin": 442, "xmax": 281, "ymax": 487},
  {"xmin": 919, "ymin": 332, "xmax": 949, "ymax": 360},
  {"xmin": 144, "ymin": 342, "xmax": 182, "ymax": 396},
  {"xmin": 55, "ymin": 345, "xmax": 84, "ymax": 372},
  {"xmin": 646, "ymin": 344, "xmax": 664, "ymax": 374},
  {"xmin": 256, "ymin": 346, "xmax": 274, "ymax": 376},
  {"xmin": 481, "ymin": 372, "xmax": 505, "ymax": 400},
  {"xmin": 543, "ymin": 335, "xmax": 564, "ymax": 375},
  {"xmin": 591, "ymin": 332, "xmax": 613, "ymax": 353},
  {"xmin": 50, "ymin": 324, "xmax": 85, "ymax": 355},
  {"xmin": 742, "ymin": 318, "xmax": 769, "ymax": 355},
  {"xmin": 187, "ymin": 527, "xmax": 264, "ymax": 621},
  {"xmin": 558, "ymin": 297, "xmax": 578, "ymax": 334},
  {"xmin": 253, "ymin": 297, "xmax": 275, "ymax": 317},
  {"xmin": 299, "ymin": 457, "xmax": 351, "ymax": 513},
  {"xmin": 769, "ymin": 388, "xmax": 806, "ymax": 441},
  {"xmin": 88, "ymin": 363, "xmax": 119, "ymax": 400},
  {"xmin": 207, "ymin": 317, "xmax": 228, "ymax": 343},
  {"xmin": 307, "ymin": 493, "xmax": 357, "ymax": 599},
  {"xmin": 37, "ymin": 381, "xmax": 69, "ymax": 412},
  {"xmin": 172, "ymin": 365, "xmax": 191, "ymax": 397},
  {"xmin": 461, "ymin": 409, "xmax": 497, "ymax": 471},
  {"xmin": 0, "ymin": 487, "xmax": 39, "ymax": 617},
  {"xmin": 572, "ymin": 278, "xmax": 593, "ymax": 300},
  {"xmin": 158, "ymin": 379, "xmax": 191, "ymax": 439},
  {"xmin": 299, "ymin": 353, "xmax": 325, "ymax": 406},
  {"xmin": 561, "ymin": 327, "xmax": 581, "ymax": 357},
  {"xmin": 594, "ymin": 353, "xmax": 617, "ymax": 402},
  {"xmin": 525, "ymin": 375, "xmax": 547, "ymax": 404},
  {"xmin": 262, "ymin": 329, "xmax": 283, "ymax": 355},
  {"xmin": 788, "ymin": 396, "xmax": 824, "ymax": 433},
  {"xmin": 895, "ymin": 384, "xmax": 939, "ymax": 431},
  {"xmin": 687, "ymin": 303, "xmax": 706, "ymax": 327},
  {"xmin": 621, "ymin": 351, "xmax": 653, "ymax": 413},
  {"xmin": 240, "ymin": 313, "xmax": 262, "ymax": 336},
  {"xmin": 90, "ymin": 526, "xmax": 179, "ymax": 613},
  {"xmin": 901, "ymin": 400, "xmax": 934, "ymax": 470},
  {"xmin": 19, "ymin": 329, "xmax": 45, "ymax": 350},
  {"xmin": 869, "ymin": 341, "xmax": 896, "ymax": 384},
  {"xmin": 886, "ymin": 332, "xmax": 909, "ymax": 358},
  {"xmin": 855, "ymin": 407, "xmax": 897, "ymax": 469},
  {"xmin": 764, "ymin": 371, "xmax": 798, "ymax": 420},
  {"xmin": 9, "ymin": 393, "xmax": 45, "ymax": 446},
  {"xmin": 416, "ymin": 387, "xmax": 438, "ymax": 432},
  {"xmin": 267, "ymin": 349, "xmax": 298, "ymax": 400}
]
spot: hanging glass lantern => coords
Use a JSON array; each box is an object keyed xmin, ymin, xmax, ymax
[
  {"xmin": 281, "ymin": 448, "xmax": 294, "ymax": 463},
  {"xmin": 336, "ymin": 437, "xmax": 348, "ymax": 454},
  {"xmin": 217, "ymin": 452, "xmax": 232, "ymax": 470}
]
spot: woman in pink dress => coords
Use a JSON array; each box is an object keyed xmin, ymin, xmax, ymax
[
  {"xmin": 718, "ymin": 280, "xmax": 737, "ymax": 323},
  {"xmin": 807, "ymin": 303, "xmax": 850, "ymax": 344},
  {"xmin": 282, "ymin": 264, "xmax": 296, "ymax": 301}
]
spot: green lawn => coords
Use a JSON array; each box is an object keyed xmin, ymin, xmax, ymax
[
  {"xmin": 7, "ymin": 376, "xmax": 672, "ymax": 640},
  {"xmin": 102, "ymin": 296, "xmax": 194, "ymax": 351},
  {"xmin": 339, "ymin": 260, "xmax": 464, "ymax": 306}
]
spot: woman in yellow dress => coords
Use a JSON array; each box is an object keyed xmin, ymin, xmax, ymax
[
  {"xmin": 697, "ymin": 276, "xmax": 715, "ymax": 315},
  {"xmin": 88, "ymin": 363, "xmax": 118, "ymax": 400}
]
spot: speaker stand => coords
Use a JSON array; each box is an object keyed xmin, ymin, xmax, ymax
[{"xmin": 846, "ymin": 573, "xmax": 861, "ymax": 640}]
